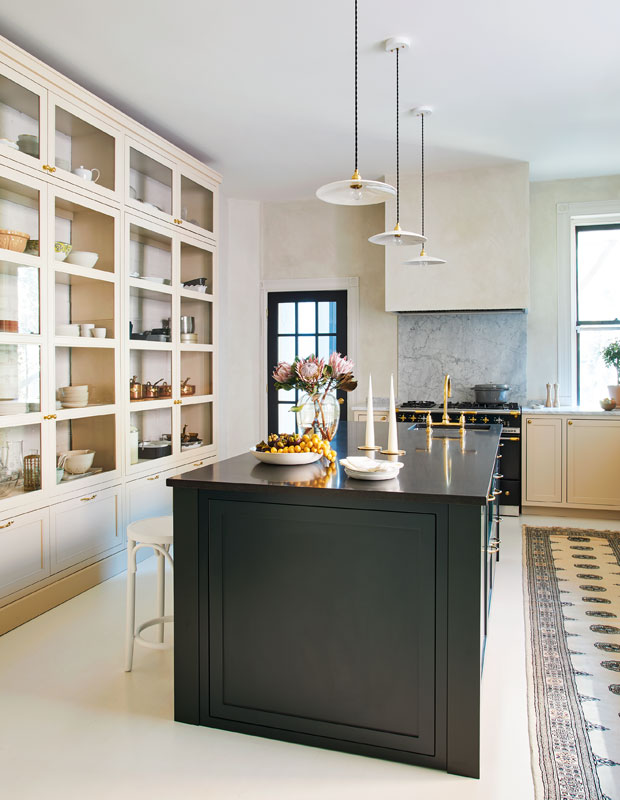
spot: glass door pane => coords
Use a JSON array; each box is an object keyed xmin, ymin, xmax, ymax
[
  {"xmin": 0, "ymin": 423, "xmax": 42, "ymax": 500},
  {"xmin": 179, "ymin": 173, "xmax": 214, "ymax": 236},
  {"xmin": 54, "ymin": 346, "xmax": 115, "ymax": 409},
  {"xmin": 55, "ymin": 272, "xmax": 115, "ymax": 340},
  {"xmin": 52, "ymin": 97, "xmax": 117, "ymax": 196},
  {"xmin": 129, "ymin": 221, "xmax": 172, "ymax": 287},
  {"xmin": 130, "ymin": 408, "xmax": 172, "ymax": 466},
  {"xmin": 55, "ymin": 414, "xmax": 117, "ymax": 483},
  {"xmin": 0, "ymin": 343, "xmax": 41, "ymax": 414},
  {"xmin": 0, "ymin": 174, "xmax": 40, "ymax": 258},
  {"xmin": 180, "ymin": 240, "xmax": 213, "ymax": 296},
  {"xmin": 128, "ymin": 142, "xmax": 173, "ymax": 220},
  {"xmin": 54, "ymin": 192, "xmax": 117, "ymax": 275},
  {"xmin": 129, "ymin": 285, "xmax": 172, "ymax": 342},
  {"xmin": 180, "ymin": 401, "xmax": 213, "ymax": 453},
  {"xmin": 0, "ymin": 260, "xmax": 40, "ymax": 334},
  {"xmin": 180, "ymin": 352, "xmax": 212, "ymax": 398},
  {"xmin": 0, "ymin": 67, "xmax": 43, "ymax": 168},
  {"xmin": 129, "ymin": 350, "xmax": 172, "ymax": 404}
]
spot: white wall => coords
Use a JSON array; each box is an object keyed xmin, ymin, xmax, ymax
[
  {"xmin": 260, "ymin": 198, "xmax": 395, "ymax": 400},
  {"xmin": 218, "ymin": 196, "xmax": 262, "ymax": 458},
  {"xmin": 528, "ymin": 174, "xmax": 620, "ymax": 401}
]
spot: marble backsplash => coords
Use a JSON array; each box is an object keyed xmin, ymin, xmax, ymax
[{"xmin": 398, "ymin": 312, "xmax": 527, "ymax": 403}]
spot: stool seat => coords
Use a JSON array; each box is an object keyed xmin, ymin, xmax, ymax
[
  {"xmin": 126, "ymin": 516, "xmax": 173, "ymax": 546},
  {"xmin": 125, "ymin": 514, "xmax": 174, "ymax": 672}
]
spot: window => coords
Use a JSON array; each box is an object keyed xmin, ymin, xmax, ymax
[
  {"xmin": 267, "ymin": 291, "xmax": 347, "ymax": 434},
  {"xmin": 575, "ymin": 223, "xmax": 620, "ymax": 406}
]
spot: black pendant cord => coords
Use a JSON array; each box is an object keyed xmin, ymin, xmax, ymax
[
  {"xmin": 420, "ymin": 112, "xmax": 425, "ymax": 238},
  {"xmin": 396, "ymin": 47, "xmax": 400, "ymax": 224},
  {"xmin": 354, "ymin": 0, "xmax": 358, "ymax": 175}
]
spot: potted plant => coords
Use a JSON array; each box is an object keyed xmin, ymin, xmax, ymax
[
  {"xmin": 602, "ymin": 340, "xmax": 620, "ymax": 404},
  {"xmin": 272, "ymin": 353, "xmax": 357, "ymax": 441}
]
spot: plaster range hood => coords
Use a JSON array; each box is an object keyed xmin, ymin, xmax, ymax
[{"xmin": 395, "ymin": 307, "xmax": 529, "ymax": 314}]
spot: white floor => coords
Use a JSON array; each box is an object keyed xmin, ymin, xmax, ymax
[{"xmin": 1, "ymin": 513, "xmax": 619, "ymax": 799}]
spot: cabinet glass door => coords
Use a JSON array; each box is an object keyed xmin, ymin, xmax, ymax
[
  {"xmin": 129, "ymin": 407, "xmax": 173, "ymax": 470},
  {"xmin": 49, "ymin": 94, "xmax": 120, "ymax": 201},
  {"xmin": 127, "ymin": 140, "xmax": 174, "ymax": 225},
  {"xmin": 0, "ymin": 170, "xmax": 44, "ymax": 261},
  {"xmin": 54, "ymin": 412, "xmax": 118, "ymax": 490},
  {"xmin": 0, "ymin": 421, "xmax": 43, "ymax": 503},
  {"xmin": 0, "ymin": 62, "xmax": 46, "ymax": 171},
  {"xmin": 177, "ymin": 170, "xmax": 215, "ymax": 239},
  {"xmin": 180, "ymin": 400, "xmax": 214, "ymax": 455}
]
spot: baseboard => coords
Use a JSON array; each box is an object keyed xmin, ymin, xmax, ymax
[
  {"xmin": 0, "ymin": 549, "xmax": 128, "ymax": 636},
  {"xmin": 522, "ymin": 506, "xmax": 620, "ymax": 520}
]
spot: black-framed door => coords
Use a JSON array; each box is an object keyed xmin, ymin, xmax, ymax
[{"xmin": 267, "ymin": 290, "xmax": 348, "ymax": 434}]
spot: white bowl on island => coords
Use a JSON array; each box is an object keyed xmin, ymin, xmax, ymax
[{"xmin": 250, "ymin": 448, "xmax": 322, "ymax": 465}]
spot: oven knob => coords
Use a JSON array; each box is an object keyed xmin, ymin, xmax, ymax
[
  {"xmin": 399, "ymin": 414, "xmax": 406, "ymax": 422},
  {"xmin": 468, "ymin": 416, "xmax": 476, "ymax": 424},
  {"xmin": 494, "ymin": 416, "xmax": 503, "ymax": 424},
  {"xmin": 482, "ymin": 416, "xmax": 489, "ymax": 424}
]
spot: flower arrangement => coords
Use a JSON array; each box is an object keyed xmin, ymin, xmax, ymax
[{"xmin": 272, "ymin": 352, "xmax": 357, "ymax": 440}]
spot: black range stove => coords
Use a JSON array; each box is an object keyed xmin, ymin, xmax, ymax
[{"xmin": 396, "ymin": 399, "xmax": 522, "ymax": 509}]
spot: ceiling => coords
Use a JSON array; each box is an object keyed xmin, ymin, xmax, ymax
[{"xmin": 2, "ymin": 0, "xmax": 620, "ymax": 200}]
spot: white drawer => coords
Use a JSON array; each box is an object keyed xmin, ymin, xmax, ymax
[
  {"xmin": 0, "ymin": 507, "xmax": 50, "ymax": 600},
  {"xmin": 51, "ymin": 485, "xmax": 121, "ymax": 574},
  {"xmin": 125, "ymin": 458, "xmax": 210, "ymax": 526}
]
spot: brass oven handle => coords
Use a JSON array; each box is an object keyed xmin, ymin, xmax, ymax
[
  {"xmin": 487, "ymin": 544, "xmax": 500, "ymax": 554},
  {"xmin": 80, "ymin": 494, "xmax": 97, "ymax": 502},
  {"xmin": 493, "ymin": 473, "xmax": 504, "ymax": 479},
  {"xmin": 147, "ymin": 475, "xmax": 159, "ymax": 481},
  {"xmin": 0, "ymin": 520, "xmax": 14, "ymax": 529},
  {"xmin": 504, "ymin": 437, "xmax": 519, "ymax": 441}
]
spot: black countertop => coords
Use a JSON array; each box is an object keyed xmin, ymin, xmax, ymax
[{"xmin": 168, "ymin": 422, "xmax": 501, "ymax": 505}]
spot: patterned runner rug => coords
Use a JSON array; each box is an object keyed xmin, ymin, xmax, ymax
[{"xmin": 523, "ymin": 525, "xmax": 620, "ymax": 800}]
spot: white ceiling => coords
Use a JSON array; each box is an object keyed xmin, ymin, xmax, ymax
[{"xmin": 2, "ymin": 0, "xmax": 620, "ymax": 200}]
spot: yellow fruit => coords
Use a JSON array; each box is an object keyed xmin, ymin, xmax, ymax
[{"xmin": 270, "ymin": 447, "xmax": 277, "ymax": 453}]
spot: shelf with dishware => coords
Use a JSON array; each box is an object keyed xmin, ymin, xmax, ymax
[{"xmin": 0, "ymin": 36, "xmax": 220, "ymax": 633}]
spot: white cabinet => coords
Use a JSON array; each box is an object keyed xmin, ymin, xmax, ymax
[
  {"xmin": 566, "ymin": 419, "xmax": 620, "ymax": 506},
  {"xmin": 524, "ymin": 417, "xmax": 563, "ymax": 504},
  {"xmin": 50, "ymin": 485, "xmax": 121, "ymax": 573},
  {"xmin": 352, "ymin": 410, "xmax": 388, "ymax": 423},
  {"xmin": 0, "ymin": 508, "xmax": 49, "ymax": 599}
]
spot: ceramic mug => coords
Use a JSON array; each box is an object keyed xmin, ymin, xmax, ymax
[
  {"xmin": 72, "ymin": 165, "xmax": 100, "ymax": 183},
  {"xmin": 80, "ymin": 323, "xmax": 95, "ymax": 337}
]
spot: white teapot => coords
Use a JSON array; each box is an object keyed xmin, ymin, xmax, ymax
[{"xmin": 72, "ymin": 165, "xmax": 100, "ymax": 182}]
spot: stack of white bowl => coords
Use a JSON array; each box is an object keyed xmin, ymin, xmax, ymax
[{"xmin": 60, "ymin": 385, "xmax": 89, "ymax": 408}]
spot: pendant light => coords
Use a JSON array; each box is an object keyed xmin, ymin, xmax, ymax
[
  {"xmin": 368, "ymin": 38, "xmax": 425, "ymax": 246},
  {"xmin": 402, "ymin": 107, "xmax": 446, "ymax": 266},
  {"xmin": 316, "ymin": 0, "xmax": 396, "ymax": 206}
]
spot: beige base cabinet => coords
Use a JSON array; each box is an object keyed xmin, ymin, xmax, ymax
[
  {"xmin": 566, "ymin": 419, "xmax": 620, "ymax": 506},
  {"xmin": 50, "ymin": 485, "xmax": 121, "ymax": 574},
  {"xmin": 352, "ymin": 410, "xmax": 388, "ymax": 423},
  {"xmin": 125, "ymin": 457, "xmax": 206, "ymax": 526},
  {"xmin": 0, "ymin": 508, "xmax": 50, "ymax": 600},
  {"xmin": 523, "ymin": 414, "xmax": 620, "ymax": 510}
]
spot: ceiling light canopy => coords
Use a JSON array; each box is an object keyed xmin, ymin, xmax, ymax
[
  {"xmin": 369, "ymin": 36, "xmax": 425, "ymax": 246},
  {"xmin": 402, "ymin": 107, "xmax": 446, "ymax": 266},
  {"xmin": 316, "ymin": 0, "xmax": 396, "ymax": 206}
]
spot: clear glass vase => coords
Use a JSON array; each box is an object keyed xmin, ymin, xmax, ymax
[{"xmin": 296, "ymin": 391, "xmax": 340, "ymax": 441}]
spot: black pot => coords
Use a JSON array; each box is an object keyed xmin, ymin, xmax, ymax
[{"xmin": 472, "ymin": 384, "xmax": 511, "ymax": 403}]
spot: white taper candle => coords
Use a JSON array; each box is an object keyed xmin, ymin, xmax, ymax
[
  {"xmin": 387, "ymin": 374, "xmax": 398, "ymax": 452},
  {"xmin": 365, "ymin": 374, "xmax": 375, "ymax": 447}
]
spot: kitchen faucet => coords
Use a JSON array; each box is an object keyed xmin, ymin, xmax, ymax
[{"xmin": 442, "ymin": 374, "xmax": 452, "ymax": 424}]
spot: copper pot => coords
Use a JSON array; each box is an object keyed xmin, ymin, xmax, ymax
[
  {"xmin": 129, "ymin": 376, "xmax": 143, "ymax": 401},
  {"xmin": 181, "ymin": 377, "xmax": 196, "ymax": 396},
  {"xmin": 158, "ymin": 381, "xmax": 172, "ymax": 398},
  {"xmin": 144, "ymin": 379, "xmax": 163, "ymax": 399}
]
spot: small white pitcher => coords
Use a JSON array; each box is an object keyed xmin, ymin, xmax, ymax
[{"xmin": 72, "ymin": 165, "xmax": 100, "ymax": 182}]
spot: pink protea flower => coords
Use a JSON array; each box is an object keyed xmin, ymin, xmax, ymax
[
  {"xmin": 272, "ymin": 361, "xmax": 293, "ymax": 384},
  {"xmin": 329, "ymin": 352, "xmax": 354, "ymax": 378},
  {"xmin": 295, "ymin": 355, "xmax": 324, "ymax": 386}
]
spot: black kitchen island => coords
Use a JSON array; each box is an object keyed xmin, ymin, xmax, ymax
[{"xmin": 167, "ymin": 422, "xmax": 502, "ymax": 778}]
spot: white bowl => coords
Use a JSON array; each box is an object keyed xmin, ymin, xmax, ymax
[
  {"xmin": 57, "ymin": 449, "xmax": 95, "ymax": 474},
  {"xmin": 61, "ymin": 401, "xmax": 89, "ymax": 408},
  {"xmin": 55, "ymin": 251, "xmax": 68, "ymax": 262},
  {"xmin": 65, "ymin": 251, "xmax": 99, "ymax": 269},
  {"xmin": 250, "ymin": 448, "xmax": 322, "ymax": 465},
  {"xmin": 60, "ymin": 385, "xmax": 88, "ymax": 393},
  {"xmin": 92, "ymin": 328, "xmax": 106, "ymax": 338},
  {"xmin": 343, "ymin": 467, "xmax": 400, "ymax": 481},
  {"xmin": 56, "ymin": 324, "xmax": 80, "ymax": 337}
]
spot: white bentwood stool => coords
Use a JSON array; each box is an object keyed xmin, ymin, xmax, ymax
[{"xmin": 124, "ymin": 515, "xmax": 174, "ymax": 672}]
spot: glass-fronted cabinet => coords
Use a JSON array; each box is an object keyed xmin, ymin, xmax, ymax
[{"xmin": 0, "ymin": 62, "xmax": 46, "ymax": 172}]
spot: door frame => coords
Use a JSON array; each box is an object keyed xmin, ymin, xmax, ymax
[{"xmin": 259, "ymin": 277, "xmax": 359, "ymax": 435}]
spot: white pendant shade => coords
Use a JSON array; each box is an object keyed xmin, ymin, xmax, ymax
[
  {"xmin": 316, "ymin": 175, "xmax": 396, "ymax": 206},
  {"xmin": 403, "ymin": 248, "xmax": 446, "ymax": 266},
  {"xmin": 369, "ymin": 225, "xmax": 426, "ymax": 246}
]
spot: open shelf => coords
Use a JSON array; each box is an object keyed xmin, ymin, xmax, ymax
[
  {"xmin": 0, "ymin": 259, "xmax": 40, "ymax": 335},
  {"xmin": 180, "ymin": 240, "xmax": 213, "ymax": 295},
  {"xmin": 180, "ymin": 174, "xmax": 214, "ymax": 233},
  {"xmin": 129, "ymin": 147, "xmax": 172, "ymax": 216},
  {"xmin": 180, "ymin": 351, "xmax": 212, "ymax": 397},
  {"xmin": 129, "ymin": 284, "xmax": 171, "ymax": 341},
  {"xmin": 56, "ymin": 413, "xmax": 117, "ymax": 479},
  {"xmin": 55, "ymin": 346, "xmax": 115, "ymax": 407},
  {"xmin": 54, "ymin": 195, "xmax": 116, "ymax": 274},
  {"xmin": 179, "ymin": 296, "xmax": 212, "ymax": 345},
  {"xmin": 129, "ymin": 349, "xmax": 172, "ymax": 403},
  {"xmin": 0, "ymin": 343, "xmax": 40, "ymax": 415},
  {"xmin": 181, "ymin": 401, "xmax": 213, "ymax": 451},
  {"xmin": 0, "ymin": 423, "xmax": 42, "ymax": 499},
  {"xmin": 0, "ymin": 73, "xmax": 40, "ymax": 160},
  {"xmin": 54, "ymin": 104, "xmax": 116, "ymax": 193},
  {"xmin": 55, "ymin": 271, "xmax": 115, "ymax": 339}
]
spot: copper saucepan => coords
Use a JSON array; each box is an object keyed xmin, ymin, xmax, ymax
[
  {"xmin": 144, "ymin": 378, "xmax": 163, "ymax": 398},
  {"xmin": 180, "ymin": 377, "xmax": 196, "ymax": 396},
  {"xmin": 157, "ymin": 381, "xmax": 172, "ymax": 397},
  {"xmin": 129, "ymin": 376, "xmax": 143, "ymax": 401}
]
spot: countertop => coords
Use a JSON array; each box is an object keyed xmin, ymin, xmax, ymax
[
  {"xmin": 522, "ymin": 406, "xmax": 620, "ymax": 416},
  {"xmin": 168, "ymin": 421, "xmax": 502, "ymax": 505}
]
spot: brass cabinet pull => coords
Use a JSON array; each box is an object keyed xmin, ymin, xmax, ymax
[
  {"xmin": 147, "ymin": 475, "xmax": 160, "ymax": 480},
  {"xmin": 193, "ymin": 461, "xmax": 204, "ymax": 467},
  {"xmin": 568, "ymin": 420, "xmax": 573, "ymax": 425},
  {"xmin": 173, "ymin": 218, "xmax": 183, "ymax": 225},
  {"xmin": 80, "ymin": 494, "xmax": 97, "ymax": 502},
  {"xmin": 43, "ymin": 413, "xmax": 57, "ymax": 420},
  {"xmin": 527, "ymin": 419, "xmax": 532, "ymax": 424},
  {"xmin": 0, "ymin": 520, "xmax": 14, "ymax": 529},
  {"xmin": 42, "ymin": 164, "xmax": 56, "ymax": 173},
  {"xmin": 380, "ymin": 415, "xmax": 387, "ymax": 421},
  {"xmin": 174, "ymin": 399, "xmax": 182, "ymax": 405}
]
